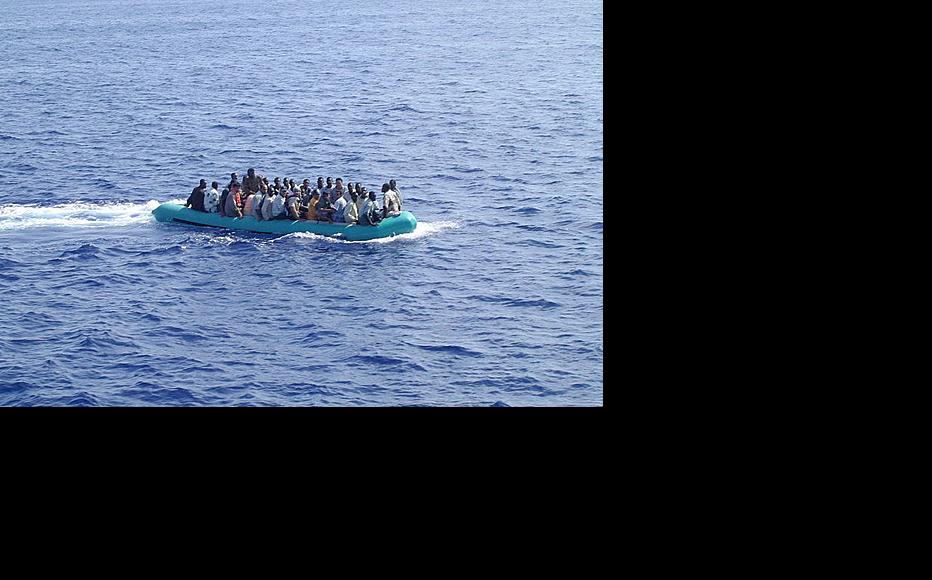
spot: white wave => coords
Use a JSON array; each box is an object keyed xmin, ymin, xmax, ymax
[
  {"xmin": 0, "ymin": 199, "xmax": 183, "ymax": 231},
  {"xmin": 279, "ymin": 220, "xmax": 460, "ymax": 244}
]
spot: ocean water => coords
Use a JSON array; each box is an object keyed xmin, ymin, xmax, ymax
[{"xmin": 0, "ymin": 0, "xmax": 602, "ymax": 406}]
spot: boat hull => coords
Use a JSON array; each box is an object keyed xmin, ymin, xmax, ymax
[{"xmin": 151, "ymin": 203, "xmax": 417, "ymax": 241}]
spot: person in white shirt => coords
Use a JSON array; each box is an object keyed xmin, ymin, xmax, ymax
[
  {"xmin": 285, "ymin": 188, "xmax": 301, "ymax": 220},
  {"xmin": 381, "ymin": 183, "xmax": 400, "ymax": 217},
  {"xmin": 342, "ymin": 190, "xmax": 359, "ymax": 224},
  {"xmin": 331, "ymin": 178, "xmax": 348, "ymax": 222},
  {"xmin": 389, "ymin": 179, "xmax": 403, "ymax": 210},
  {"xmin": 360, "ymin": 191, "xmax": 381, "ymax": 225},
  {"xmin": 269, "ymin": 190, "xmax": 286, "ymax": 219},
  {"xmin": 204, "ymin": 181, "xmax": 220, "ymax": 213},
  {"xmin": 260, "ymin": 190, "xmax": 277, "ymax": 220}
]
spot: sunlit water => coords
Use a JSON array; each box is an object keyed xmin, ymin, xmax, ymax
[{"xmin": 0, "ymin": 0, "xmax": 602, "ymax": 406}]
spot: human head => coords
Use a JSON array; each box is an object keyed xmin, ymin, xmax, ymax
[
  {"xmin": 199, "ymin": 179, "xmax": 207, "ymax": 187},
  {"xmin": 303, "ymin": 178, "xmax": 309, "ymax": 186},
  {"xmin": 347, "ymin": 182, "xmax": 354, "ymax": 192},
  {"xmin": 247, "ymin": 168, "xmax": 255, "ymax": 177},
  {"xmin": 350, "ymin": 190, "xmax": 358, "ymax": 201},
  {"xmin": 381, "ymin": 183, "xmax": 390, "ymax": 193},
  {"xmin": 390, "ymin": 179, "xmax": 397, "ymax": 189},
  {"xmin": 274, "ymin": 177, "xmax": 281, "ymax": 185},
  {"xmin": 231, "ymin": 182, "xmax": 241, "ymax": 191},
  {"xmin": 326, "ymin": 177, "xmax": 333, "ymax": 186},
  {"xmin": 230, "ymin": 172, "xmax": 238, "ymax": 181},
  {"xmin": 369, "ymin": 191, "xmax": 377, "ymax": 201},
  {"xmin": 322, "ymin": 191, "xmax": 331, "ymax": 200},
  {"xmin": 211, "ymin": 181, "xmax": 219, "ymax": 189},
  {"xmin": 317, "ymin": 177, "xmax": 324, "ymax": 187}
]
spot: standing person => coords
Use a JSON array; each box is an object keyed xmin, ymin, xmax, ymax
[
  {"xmin": 301, "ymin": 179, "xmax": 311, "ymax": 195},
  {"xmin": 389, "ymin": 179, "xmax": 403, "ymax": 210},
  {"xmin": 204, "ymin": 181, "xmax": 221, "ymax": 213},
  {"xmin": 224, "ymin": 182, "xmax": 243, "ymax": 218},
  {"xmin": 322, "ymin": 177, "xmax": 334, "ymax": 197},
  {"xmin": 315, "ymin": 177, "xmax": 324, "ymax": 193},
  {"xmin": 243, "ymin": 168, "xmax": 263, "ymax": 195},
  {"xmin": 185, "ymin": 179, "xmax": 207, "ymax": 212},
  {"xmin": 227, "ymin": 172, "xmax": 239, "ymax": 190},
  {"xmin": 381, "ymin": 183, "xmax": 400, "ymax": 217}
]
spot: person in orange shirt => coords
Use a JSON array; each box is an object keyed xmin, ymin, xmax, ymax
[{"xmin": 305, "ymin": 191, "xmax": 320, "ymax": 220}]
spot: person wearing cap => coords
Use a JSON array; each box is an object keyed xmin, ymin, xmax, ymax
[
  {"xmin": 224, "ymin": 182, "xmax": 243, "ymax": 218},
  {"xmin": 185, "ymin": 179, "xmax": 207, "ymax": 212},
  {"xmin": 204, "ymin": 181, "xmax": 221, "ymax": 213}
]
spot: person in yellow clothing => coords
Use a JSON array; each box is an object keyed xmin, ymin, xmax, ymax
[{"xmin": 304, "ymin": 191, "xmax": 320, "ymax": 220}]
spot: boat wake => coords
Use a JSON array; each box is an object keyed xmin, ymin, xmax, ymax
[
  {"xmin": 279, "ymin": 220, "xmax": 460, "ymax": 244},
  {"xmin": 0, "ymin": 199, "xmax": 184, "ymax": 231},
  {"xmin": 0, "ymin": 199, "xmax": 455, "ymax": 243}
]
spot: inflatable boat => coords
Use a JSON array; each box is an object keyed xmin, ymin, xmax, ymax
[{"xmin": 151, "ymin": 203, "xmax": 417, "ymax": 241}]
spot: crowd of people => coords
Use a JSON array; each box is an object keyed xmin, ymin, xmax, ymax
[{"xmin": 184, "ymin": 168, "xmax": 404, "ymax": 226}]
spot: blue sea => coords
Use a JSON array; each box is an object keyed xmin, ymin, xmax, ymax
[{"xmin": 0, "ymin": 0, "xmax": 602, "ymax": 406}]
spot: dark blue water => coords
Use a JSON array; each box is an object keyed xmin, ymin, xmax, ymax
[{"xmin": 0, "ymin": 0, "xmax": 602, "ymax": 406}]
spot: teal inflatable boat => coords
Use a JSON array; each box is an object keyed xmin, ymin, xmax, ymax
[{"xmin": 152, "ymin": 203, "xmax": 417, "ymax": 241}]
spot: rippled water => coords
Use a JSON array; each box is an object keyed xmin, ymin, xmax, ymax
[{"xmin": 0, "ymin": 0, "xmax": 603, "ymax": 406}]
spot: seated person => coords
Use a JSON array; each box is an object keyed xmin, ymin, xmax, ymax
[
  {"xmin": 224, "ymin": 182, "xmax": 243, "ymax": 218},
  {"xmin": 285, "ymin": 188, "xmax": 301, "ymax": 220},
  {"xmin": 204, "ymin": 181, "xmax": 220, "ymax": 213},
  {"xmin": 305, "ymin": 192, "xmax": 321, "ymax": 220},
  {"xmin": 360, "ymin": 191, "xmax": 382, "ymax": 226},
  {"xmin": 343, "ymin": 190, "xmax": 359, "ymax": 224},
  {"xmin": 185, "ymin": 179, "xmax": 207, "ymax": 212},
  {"xmin": 315, "ymin": 191, "xmax": 336, "ymax": 223},
  {"xmin": 243, "ymin": 192, "xmax": 260, "ymax": 218}
]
